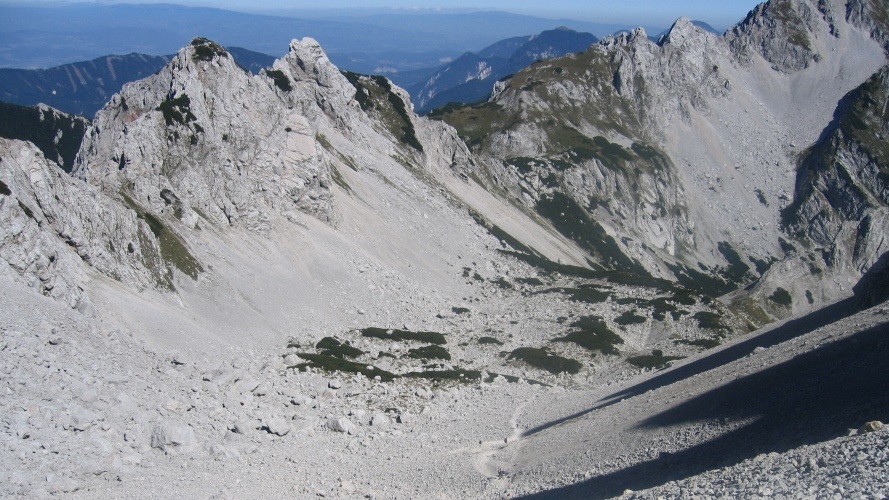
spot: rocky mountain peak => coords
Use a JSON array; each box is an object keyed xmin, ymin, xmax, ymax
[
  {"xmin": 74, "ymin": 37, "xmax": 334, "ymax": 234},
  {"xmin": 270, "ymin": 38, "xmax": 359, "ymax": 121},
  {"xmin": 659, "ymin": 16, "xmax": 713, "ymax": 47},
  {"xmin": 726, "ymin": 0, "xmax": 823, "ymax": 72}
]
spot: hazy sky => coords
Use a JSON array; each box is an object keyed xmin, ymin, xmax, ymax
[{"xmin": 6, "ymin": 1, "xmax": 762, "ymax": 29}]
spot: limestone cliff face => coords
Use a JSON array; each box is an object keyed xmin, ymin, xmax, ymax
[
  {"xmin": 785, "ymin": 64, "xmax": 889, "ymax": 274},
  {"xmin": 726, "ymin": 0, "xmax": 823, "ymax": 72},
  {"xmin": 0, "ymin": 138, "xmax": 171, "ymax": 307},
  {"xmin": 3, "ymin": 37, "xmax": 474, "ymax": 303},
  {"xmin": 74, "ymin": 38, "xmax": 333, "ymax": 233},
  {"xmin": 433, "ymin": 0, "xmax": 888, "ymax": 300}
]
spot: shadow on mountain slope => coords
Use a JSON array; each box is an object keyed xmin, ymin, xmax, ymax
[
  {"xmin": 520, "ymin": 320, "xmax": 889, "ymax": 499},
  {"xmin": 522, "ymin": 297, "xmax": 862, "ymax": 438}
]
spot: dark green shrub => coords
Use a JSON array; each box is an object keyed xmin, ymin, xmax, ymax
[
  {"xmin": 768, "ymin": 287, "xmax": 793, "ymax": 306},
  {"xmin": 675, "ymin": 338, "xmax": 721, "ymax": 349},
  {"xmin": 554, "ymin": 315, "xmax": 623, "ymax": 355},
  {"xmin": 407, "ymin": 344, "xmax": 451, "ymax": 361},
  {"xmin": 615, "ymin": 310, "xmax": 647, "ymax": 326},
  {"xmin": 265, "ymin": 69, "xmax": 292, "ymax": 92},
  {"xmin": 190, "ymin": 37, "xmax": 227, "ymax": 62},
  {"xmin": 315, "ymin": 337, "xmax": 364, "ymax": 359},
  {"xmin": 627, "ymin": 350, "xmax": 684, "ymax": 369},
  {"xmin": 693, "ymin": 311, "xmax": 730, "ymax": 331},
  {"xmin": 509, "ymin": 347, "xmax": 581, "ymax": 375},
  {"xmin": 293, "ymin": 353, "xmax": 395, "ymax": 381},
  {"xmin": 360, "ymin": 327, "xmax": 446, "ymax": 345},
  {"xmin": 156, "ymin": 94, "xmax": 197, "ymax": 127}
]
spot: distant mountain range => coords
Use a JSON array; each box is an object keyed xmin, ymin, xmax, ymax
[
  {"xmin": 406, "ymin": 27, "xmax": 598, "ymax": 113},
  {"xmin": 0, "ymin": 3, "xmax": 660, "ymax": 73},
  {"xmin": 0, "ymin": 48, "xmax": 274, "ymax": 117}
]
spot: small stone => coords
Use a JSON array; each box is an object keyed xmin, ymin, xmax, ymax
[
  {"xmin": 859, "ymin": 420, "xmax": 884, "ymax": 434},
  {"xmin": 232, "ymin": 420, "xmax": 255, "ymax": 435},
  {"xmin": 370, "ymin": 412, "xmax": 390, "ymax": 428},
  {"xmin": 149, "ymin": 421, "xmax": 197, "ymax": 453},
  {"xmin": 70, "ymin": 408, "xmax": 99, "ymax": 431},
  {"xmin": 210, "ymin": 443, "xmax": 240, "ymax": 458},
  {"xmin": 397, "ymin": 412, "xmax": 413, "ymax": 424},
  {"xmin": 283, "ymin": 354, "xmax": 302, "ymax": 366},
  {"xmin": 328, "ymin": 379, "xmax": 343, "ymax": 390},
  {"xmin": 327, "ymin": 416, "xmax": 356, "ymax": 434},
  {"xmin": 235, "ymin": 378, "xmax": 260, "ymax": 394},
  {"xmin": 290, "ymin": 394, "xmax": 311, "ymax": 406},
  {"xmin": 263, "ymin": 417, "xmax": 292, "ymax": 436}
]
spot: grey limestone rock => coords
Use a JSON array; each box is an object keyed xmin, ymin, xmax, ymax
[{"xmin": 149, "ymin": 420, "xmax": 197, "ymax": 453}]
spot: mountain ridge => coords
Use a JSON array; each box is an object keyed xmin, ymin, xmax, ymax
[{"xmin": 0, "ymin": 1, "xmax": 888, "ymax": 497}]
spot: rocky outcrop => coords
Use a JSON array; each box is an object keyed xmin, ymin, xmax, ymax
[
  {"xmin": 846, "ymin": 0, "xmax": 889, "ymax": 53},
  {"xmin": 1, "ymin": 36, "xmax": 475, "ymax": 305},
  {"xmin": 433, "ymin": 20, "xmax": 732, "ymax": 279},
  {"xmin": 785, "ymin": 65, "xmax": 889, "ymax": 272},
  {"xmin": 726, "ymin": 0, "xmax": 822, "ymax": 72},
  {"xmin": 74, "ymin": 38, "xmax": 334, "ymax": 233},
  {"xmin": 0, "ymin": 138, "xmax": 172, "ymax": 307}
]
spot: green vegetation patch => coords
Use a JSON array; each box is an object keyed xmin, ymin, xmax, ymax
[
  {"xmin": 614, "ymin": 309, "xmax": 647, "ymax": 326},
  {"xmin": 407, "ymin": 344, "xmax": 452, "ymax": 361},
  {"xmin": 717, "ymin": 241, "xmax": 753, "ymax": 284},
  {"xmin": 341, "ymin": 71, "xmax": 423, "ymax": 152},
  {"xmin": 478, "ymin": 336, "xmax": 504, "ymax": 346},
  {"xmin": 627, "ymin": 350, "xmax": 685, "ymax": 369},
  {"xmin": 265, "ymin": 69, "xmax": 293, "ymax": 92},
  {"xmin": 292, "ymin": 353, "xmax": 396, "ymax": 382},
  {"xmin": 675, "ymin": 338, "xmax": 722, "ymax": 349},
  {"xmin": 0, "ymin": 180, "xmax": 10, "ymax": 196},
  {"xmin": 190, "ymin": 37, "xmax": 228, "ymax": 61},
  {"xmin": 755, "ymin": 189, "xmax": 768, "ymax": 206},
  {"xmin": 360, "ymin": 327, "xmax": 446, "ymax": 345},
  {"xmin": 516, "ymin": 277, "xmax": 544, "ymax": 286},
  {"xmin": 666, "ymin": 262, "xmax": 735, "ymax": 297},
  {"xmin": 120, "ymin": 191, "xmax": 202, "ymax": 284},
  {"xmin": 554, "ymin": 315, "xmax": 623, "ymax": 355},
  {"xmin": 427, "ymin": 100, "xmax": 516, "ymax": 150},
  {"xmin": 536, "ymin": 192, "xmax": 647, "ymax": 275},
  {"xmin": 452, "ymin": 307, "xmax": 470, "ymax": 315},
  {"xmin": 156, "ymin": 94, "xmax": 197, "ymax": 127},
  {"xmin": 491, "ymin": 277, "xmax": 514, "ymax": 289},
  {"xmin": 315, "ymin": 337, "xmax": 364, "ymax": 359},
  {"xmin": 768, "ymin": 287, "xmax": 793, "ymax": 306},
  {"xmin": 769, "ymin": 0, "xmax": 812, "ymax": 51},
  {"xmin": 534, "ymin": 285, "xmax": 610, "ymax": 303},
  {"xmin": 469, "ymin": 210, "xmax": 536, "ymax": 255},
  {"xmin": 693, "ymin": 311, "xmax": 730, "ymax": 332},
  {"xmin": 508, "ymin": 347, "xmax": 582, "ymax": 375}
]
